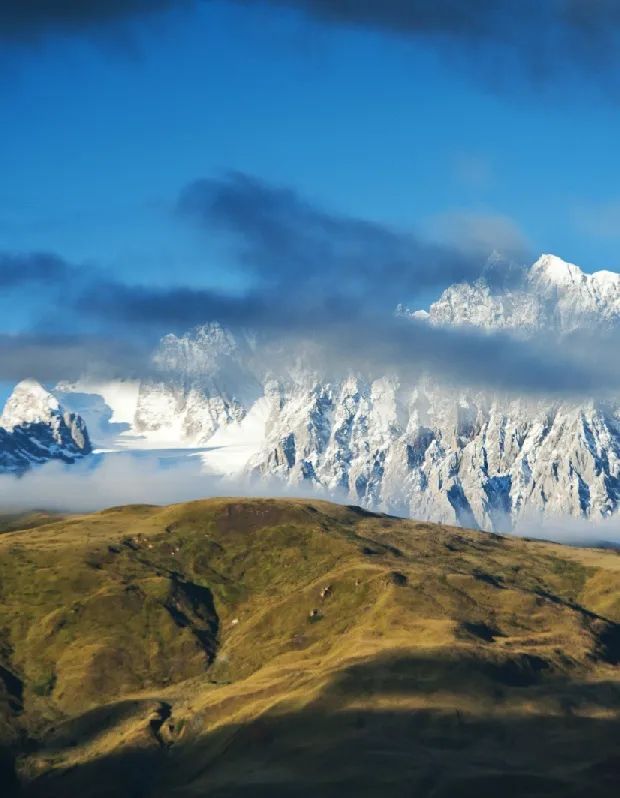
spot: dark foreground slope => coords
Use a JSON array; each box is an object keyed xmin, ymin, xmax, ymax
[{"xmin": 0, "ymin": 498, "xmax": 619, "ymax": 797}]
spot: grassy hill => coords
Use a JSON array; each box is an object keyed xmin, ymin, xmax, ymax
[{"xmin": 0, "ymin": 498, "xmax": 618, "ymax": 797}]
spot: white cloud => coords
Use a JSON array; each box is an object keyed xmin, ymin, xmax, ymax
[
  {"xmin": 422, "ymin": 209, "xmax": 530, "ymax": 259},
  {"xmin": 453, "ymin": 153, "xmax": 495, "ymax": 191},
  {"xmin": 0, "ymin": 453, "xmax": 340, "ymax": 514},
  {"xmin": 513, "ymin": 511, "xmax": 620, "ymax": 546},
  {"xmin": 1, "ymin": 453, "xmax": 618, "ymax": 550},
  {"xmin": 573, "ymin": 200, "xmax": 620, "ymax": 240}
]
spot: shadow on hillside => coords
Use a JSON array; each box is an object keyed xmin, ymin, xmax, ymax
[{"xmin": 10, "ymin": 651, "xmax": 620, "ymax": 798}]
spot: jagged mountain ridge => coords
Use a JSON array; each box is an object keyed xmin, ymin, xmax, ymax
[
  {"xmin": 426, "ymin": 253, "xmax": 620, "ymax": 333},
  {"xmin": 49, "ymin": 254, "xmax": 620, "ymax": 532},
  {"xmin": 0, "ymin": 380, "xmax": 91, "ymax": 474},
  {"xmin": 7, "ymin": 254, "xmax": 620, "ymax": 532},
  {"xmin": 133, "ymin": 324, "xmax": 260, "ymax": 443}
]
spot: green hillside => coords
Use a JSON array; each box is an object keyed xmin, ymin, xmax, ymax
[{"xmin": 0, "ymin": 498, "xmax": 618, "ymax": 797}]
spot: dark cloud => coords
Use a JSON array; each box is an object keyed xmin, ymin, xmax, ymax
[
  {"xmin": 70, "ymin": 171, "xmax": 620, "ymax": 397},
  {"xmin": 253, "ymin": 0, "xmax": 620, "ymax": 83},
  {"xmin": 0, "ymin": 333, "xmax": 150, "ymax": 383},
  {"xmin": 4, "ymin": 295, "xmax": 617, "ymax": 398},
  {"xmin": 178, "ymin": 171, "xmax": 486, "ymax": 310},
  {"xmin": 0, "ymin": 1, "xmax": 192, "ymax": 42},
  {"xmin": 80, "ymin": 279, "xmax": 264, "ymax": 332},
  {"xmin": 0, "ymin": 252, "xmax": 74, "ymax": 288},
  {"xmin": 3, "ymin": 295, "xmax": 612, "ymax": 402},
  {"xmin": 322, "ymin": 315, "xmax": 619, "ymax": 398},
  {"xmin": 0, "ymin": 173, "xmax": 614, "ymax": 398},
  {"xmin": 76, "ymin": 172, "xmax": 498, "ymax": 337},
  {"xmin": 6, "ymin": 1, "xmax": 620, "ymax": 89},
  {"xmin": 258, "ymin": 0, "xmax": 620, "ymax": 42}
]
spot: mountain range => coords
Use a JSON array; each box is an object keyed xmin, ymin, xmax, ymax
[{"xmin": 3, "ymin": 254, "xmax": 620, "ymax": 534}]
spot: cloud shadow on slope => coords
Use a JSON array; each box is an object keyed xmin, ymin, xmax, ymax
[{"xmin": 11, "ymin": 650, "xmax": 620, "ymax": 798}]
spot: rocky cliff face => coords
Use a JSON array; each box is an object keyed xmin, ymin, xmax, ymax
[
  {"xmin": 239, "ymin": 377, "xmax": 620, "ymax": 531},
  {"xmin": 0, "ymin": 380, "xmax": 91, "ymax": 474},
  {"xmin": 48, "ymin": 254, "xmax": 620, "ymax": 531}
]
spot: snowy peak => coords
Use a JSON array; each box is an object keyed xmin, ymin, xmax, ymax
[
  {"xmin": 127, "ymin": 323, "xmax": 262, "ymax": 445},
  {"xmin": 0, "ymin": 380, "xmax": 92, "ymax": 474},
  {"xmin": 155, "ymin": 322, "xmax": 243, "ymax": 377},
  {"xmin": 526, "ymin": 254, "xmax": 620, "ymax": 329},
  {"xmin": 426, "ymin": 253, "xmax": 620, "ymax": 334},
  {"xmin": 0, "ymin": 379, "xmax": 61, "ymax": 431},
  {"xmin": 13, "ymin": 253, "xmax": 620, "ymax": 534},
  {"xmin": 530, "ymin": 254, "xmax": 620, "ymax": 293},
  {"xmin": 529, "ymin": 253, "xmax": 584, "ymax": 288}
]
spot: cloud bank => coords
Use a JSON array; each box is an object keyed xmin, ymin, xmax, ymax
[
  {"xmin": 0, "ymin": 333, "xmax": 151, "ymax": 383},
  {"xmin": 513, "ymin": 511, "xmax": 620, "ymax": 547},
  {"xmin": 2, "ymin": 453, "xmax": 619, "ymax": 547},
  {"xmin": 0, "ymin": 1, "xmax": 194, "ymax": 42},
  {"xmin": 178, "ymin": 172, "xmax": 486, "ymax": 308},
  {"xmin": 0, "ymin": 252, "xmax": 74, "ymax": 288},
  {"xmin": 6, "ymin": 1, "xmax": 620, "ymax": 91},
  {"xmin": 2, "ymin": 171, "xmax": 620, "ymax": 397},
  {"xmin": 253, "ymin": 0, "xmax": 620, "ymax": 86},
  {"xmin": 0, "ymin": 452, "xmax": 338, "ymax": 514}
]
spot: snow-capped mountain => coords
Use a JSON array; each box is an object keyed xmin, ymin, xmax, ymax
[
  {"xmin": 427, "ymin": 253, "xmax": 620, "ymax": 333},
  {"xmin": 0, "ymin": 380, "xmax": 91, "ymax": 474},
  {"xmin": 133, "ymin": 324, "xmax": 260, "ymax": 444},
  {"xmin": 11, "ymin": 253, "xmax": 620, "ymax": 532}
]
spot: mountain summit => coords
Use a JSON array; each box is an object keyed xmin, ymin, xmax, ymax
[
  {"xmin": 426, "ymin": 254, "xmax": 620, "ymax": 333},
  {"xmin": 1, "ymin": 379, "xmax": 64, "ymax": 431},
  {"xmin": 0, "ymin": 380, "xmax": 91, "ymax": 474}
]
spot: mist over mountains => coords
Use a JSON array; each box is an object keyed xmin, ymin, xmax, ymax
[{"xmin": 3, "ymin": 252, "xmax": 620, "ymax": 540}]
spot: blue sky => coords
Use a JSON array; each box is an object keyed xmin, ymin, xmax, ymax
[
  {"xmin": 2, "ymin": 0, "xmax": 620, "ymax": 292},
  {"xmin": 2, "ymin": 1, "xmax": 620, "ymax": 404}
]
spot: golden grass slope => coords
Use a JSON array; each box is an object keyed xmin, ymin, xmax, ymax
[{"xmin": 0, "ymin": 498, "xmax": 618, "ymax": 797}]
